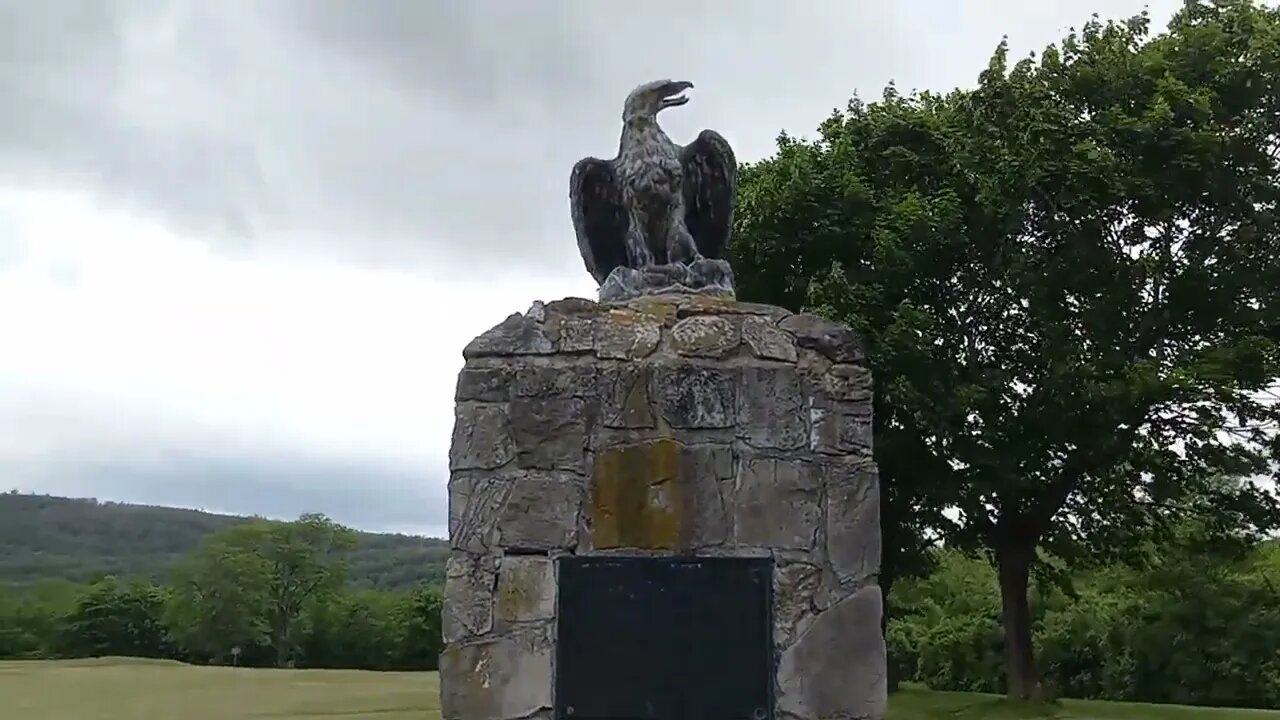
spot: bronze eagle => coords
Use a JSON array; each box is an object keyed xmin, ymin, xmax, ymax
[{"xmin": 570, "ymin": 79, "xmax": 738, "ymax": 286}]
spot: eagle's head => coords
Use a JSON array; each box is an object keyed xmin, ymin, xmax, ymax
[{"xmin": 623, "ymin": 79, "xmax": 694, "ymax": 122}]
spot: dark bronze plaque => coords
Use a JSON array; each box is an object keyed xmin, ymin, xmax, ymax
[{"xmin": 555, "ymin": 556, "xmax": 773, "ymax": 720}]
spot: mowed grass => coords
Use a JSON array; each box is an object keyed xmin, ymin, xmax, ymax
[
  {"xmin": 890, "ymin": 684, "xmax": 1280, "ymax": 719},
  {"xmin": 1, "ymin": 659, "xmax": 1277, "ymax": 720},
  {"xmin": 0, "ymin": 658, "xmax": 437, "ymax": 720}
]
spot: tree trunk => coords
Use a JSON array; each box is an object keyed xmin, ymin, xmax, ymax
[
  {"xmin": 996, "ymin": 544, "xmax": 1040, "ymax": 700},
  {"xmin": 274, "ymin": 614, "xmax": 291, "ymax": 668}
]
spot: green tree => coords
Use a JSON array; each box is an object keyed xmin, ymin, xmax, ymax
[
  {"xmin": 301, "ymin": 588, "xmax": 399, "ymax": 670},
  {"xmin": 59, "ymin": 577, "xmax": 172, "ymax": 659},
  {"xmin": 731, "ymin": 88, "xmax": 960, "ymax": 692},
  {"xmin": 0, "ymin": 590, "xmax": 44, "ymax": 659},
  {"xmin": 0, "ymin": 581, "xmax": 79, "ymax": 659},
  {"xmin": 394, "ymin": 583, "xmax": 444, "ymax": 671},
  {"xmin": 1115, "ymin": 524, "xmax": 1280, "ymax": 707},
  {"xmin": 733, "ymin": 0, "xmax": 1280, "ymax": 698},
  {"xmin": 255, "ymin": 514, "xmax": 357, "ymax": 666},
  {"xmin": 165, "ymin": 513, "xmax": 355, "ymax": 666},
  {"xmin": 891, "ymin": 534, "xmax": 1280, "ymax": 707},
  {"xmin": 165, "ymin": 531, "xmax": 272, "ymax": 664}
]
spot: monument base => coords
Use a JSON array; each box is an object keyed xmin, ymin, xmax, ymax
[
  {"xmin": 443, "ymin": 293, "xmax": 886, "ymax": 720},
  {"xmin": 598, "ymin": 257, "xmax": 735, "ymax": 302}
]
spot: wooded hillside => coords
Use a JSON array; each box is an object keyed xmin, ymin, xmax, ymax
[{"xmin": 0, "ymin": 493, "xmax": 447, "ymax": 590}]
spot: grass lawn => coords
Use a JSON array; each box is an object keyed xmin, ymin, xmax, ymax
[
  {"xmin": 0, "ymin": 658, "xmax": 437, "ymax": 720},
  {"xmin": 890, "ymin": 684, "xmax": 1280, "ymax": 719},
  {"xmin": 1, "ymin": 658, "xmax": 1276, "ymax": 720}
]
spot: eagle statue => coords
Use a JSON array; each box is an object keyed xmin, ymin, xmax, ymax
[{"xmin": 570, "ymin": 79, "xmax": 738, "ymax": 299}]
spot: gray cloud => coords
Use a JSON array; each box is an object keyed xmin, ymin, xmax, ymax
[
  {"xmin": 8, "ymin": 447, "xmax": 447, "ymax": 536},
  {"xmin": 0, "ymin": 388, "xmax": 448, "ymax": 536},
  {"xmin": 0, "ymin": 0, "xmax": 1180, "ymax": 535},
  {"xmin": 0, "ymin": 0, "xmax": 935, "ymax": 273}
]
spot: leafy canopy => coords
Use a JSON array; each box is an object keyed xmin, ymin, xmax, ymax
[{"xmin": 733, "ymin": 0, "xmax": 1280, "ymax": 569}]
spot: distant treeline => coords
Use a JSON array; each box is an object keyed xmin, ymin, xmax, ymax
[
  {"xmin": 0, "ymin": 513, "xmax": 442, "ymax": 670},
  {"xmin": 0, "ymin": 492, "xmax": 448, "ymax": 589},
  {"xmin": 3, "ymin": 511, "xmax": 1278, "ymax": 709}
]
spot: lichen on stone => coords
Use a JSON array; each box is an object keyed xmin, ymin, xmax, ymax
[
  {"xmin": 589, "ymin": 438, "xmax": 684, "ymax": 550},
  {"xmin": 443, "ymin": 292, "xmax": 885, "ymax": 720}
]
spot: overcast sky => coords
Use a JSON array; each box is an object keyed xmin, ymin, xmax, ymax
[{"xmin": 0, "ymin": 0, "xmax": 1184, "ymax": 537}]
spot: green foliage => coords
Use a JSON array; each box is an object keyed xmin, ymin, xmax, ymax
[
  {"xmin": 1, "ymin": 513, "xmax": 1277, "ymax": 709},
  {"xmin": 0, "ymin": 585, "xmax": 70, "ymax": 659},
  {"xmin": 893, "ymin": 540, "xmax": 1280, "ymax": 709},
  {"xmin": 165, "ymin": 529, "xmax": 274, "ymax": 665},
  {"xmin": 890, "ymin": 552, "xmax": 1005, "ymax": 694},
  {"xmin": 165, "ymin": 514, "xmax": 357, "ymax": 667},
  {"xmin": 731, "ymin": 0, "xmax": 1280, "ymax": 696},
  {"xmin": 298, "ymin": 583, "xmax": 442, "ymax": 671},
  {"xmin": 1034, "ymin": 568, "xmax": 1141, "ymax": 700},
  {"xmin": 394, "ymin": 584, "xmax": 444, "ymax": 671},
  {"xmin": 0, "ymin": 514, "xmax": 446, "ymax": 673},
  {"xmin": 302, "ymin": 588, "xmax": 401, "ymax": 670},
  {"xmin": 59, "ymin": 577, "xmax": 173, "ymax": 660},
  {"xmin": 0, "ymin": 493, "xmax": 448, "ymax": 590}
]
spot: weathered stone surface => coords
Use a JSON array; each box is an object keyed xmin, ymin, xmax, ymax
[
  {"xmin": 738, "ymin": 366, "xmax": 807, "ymax": 450},
  {"xmin": 651, "ymin": 365, "xmax": 736, "ymax": 428},
  {"xmin": 680, "ymin": 445, "xmax": 734, "ymax": 548},
  {"xmin": 495, "ymin": 556, "xmax": 556, "ymax": 625},
  {"xmin": 624, "ymin": 296, "xmax": 682, "ymax": 325},
  {"xmin": 448, "ymin": 473, "xmax": 506, "ymax": 552},
  {"xmin": 777, "ymin": 585, "xmax": 887, "ymax": 720},
  {"xmin": 449, "ymin": 406, "xmax": 515, "ymax": 471},
  {"xmin": 450, "ymin": 471, "xmax": 583, "ymax": 553},
  {"xmin": 825, "ymin": 363, "xmax": 873, "ymax": 401},
  {"xmin": 811, "ymin": 403, "xmax": 873, "ymax": 456},
  {"xmin": 826, "ymin": 462, "xmax": 881, "ymax": 587},
  {"xmin": 463, "ymin": 312, "xmax": 555, "ymax": 358},
  {"xmin": 671, "ymin": 316, "xmax": 740, "ymax": 357},
  {"xmin": 595, "ymin": 309, "xmax": 661, "ymax": 359},
  {"xmin": 497, "ymin": 472, "xmax": 583, "ymax": 551},
  {"xmin": 509, "ymin": 398, "xmax": 587, "ymax": 472},
  {"xmin": 544, "ymin": 297, "xmax": 599, "ymax": 315},
  {"xmin": 554, "ymin": 315, "xmax": 597, "ymax": 353},
  {"xmin": 733, "ymin": 456, "xmax": 821, "ymax": 551},
  {"xmin": 443, "ymin": 554, "xmax": 496, "ymax": 643},
  {"xmin": 774, "ymin": 561, "xmax": 823, "ymax": 650},
  {"xmin": 741, "ymin": 315, "xmax": 798, "ymax": 362},
  {"xmin": 446, "ymin": 293, "xmax": 882, "ymax": 720},
  {"xmin": 440, "ymin": 625, "xmax": 554, "ymax": 720},
  {"xmin": 513, "ymin": 364, "xmax": 597, "ymax": 398},
  {"xmin": 602, "ymin": 365, "xmax": 654, "ymax": 428},
  {"xmin": 589, "ymin": 439, "xmax": 683, "ymax": 550},
  {"xmin": 455, "ymin": 367, "xmax": 511, "ymax": 402},
  {"xmin": 796, "ymin": 346, "xmax": 833, "ymax": 380},
  {"xmin": 672, "ymin": 296, "xmax": 792, "ymax": 322},
  {"xmin": 587, "ymin": 440, "xmax": 734, "ymax": 551},
  {"xmin": 780, "ymin": 313, "xmax": 866, "ymax": 363}
]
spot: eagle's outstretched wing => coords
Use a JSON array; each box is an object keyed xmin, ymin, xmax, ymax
[
  {"xmin": 679, "ymin": 129, "xmax": 738, "ymax": 260},
  {"xmin": 570, "ymin": 157, "xmax": 629, "ymax": 285}
]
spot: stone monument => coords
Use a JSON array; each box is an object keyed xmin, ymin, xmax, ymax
[{"xmin": 441, "ymin": 80, "xmax": 886, "ymax": 720}]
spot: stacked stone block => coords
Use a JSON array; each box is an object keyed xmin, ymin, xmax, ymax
[{"xmin": 443, "ymin": 293, "xmax": 886, "ymax": 720}]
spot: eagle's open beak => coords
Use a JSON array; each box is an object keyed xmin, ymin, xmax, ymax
[{"xmin": 661, "ymin": 81, "xmax": 694, "ymax": 108}]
